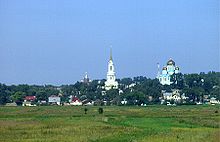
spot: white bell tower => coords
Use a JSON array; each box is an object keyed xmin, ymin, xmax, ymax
[{"xmin": 105, "ymin": 49, "xmax": 118, "ymax": 90}]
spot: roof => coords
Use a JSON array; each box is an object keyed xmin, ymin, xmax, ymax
[
  {"xmin": 162, "ymin": 66, "xmax": 167, "ymax": 70},
  {"xmin": 72, "ymin": 97, "xmax": 81, "ymax": 102},
  {"xmin": 167, "ymin": 58, "xmax": 175, "ymax": 66},
  {"xmin": 163, "ymin": 92, "xmax": 172, "ymax": 97},
  {"xmin": 25, "ymin": 96, "xmax": 36, "ymax": 101},
  {"xmin": 175, "ymin": 66, "xmax": 180, "ymax": 70}
]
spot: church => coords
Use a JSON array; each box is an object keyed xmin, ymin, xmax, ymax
[
  {"xmin": 105, "ymin": 50, "xmax": 118, "ymax": 90},
  {"xmin": 81, "ymin": 72, "xmax": 91, "ymax": 84},
  {"xmin": 157, "ymin": 58, "xmax": 180, "ymax": 85}
]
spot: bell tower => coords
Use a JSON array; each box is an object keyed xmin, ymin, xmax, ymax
[{"xmin": 105, "ymin": 49, "xmax": 118, "ymax": 90}]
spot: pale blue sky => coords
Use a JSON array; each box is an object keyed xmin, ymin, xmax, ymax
[{"xmin": 0, "ymin": 0, "xmax": 219, "ymax": 85}]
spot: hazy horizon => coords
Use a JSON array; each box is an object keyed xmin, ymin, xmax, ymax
[{"xmin": 0, "ymin": 0, "xmax": 219, "ymax": 85}]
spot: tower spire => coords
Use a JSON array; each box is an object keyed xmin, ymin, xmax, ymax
[{"xmin": 110, "ymin": 46, "xmax": 113, "ymax": 61}]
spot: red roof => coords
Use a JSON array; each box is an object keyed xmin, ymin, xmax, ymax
[
  {"xmin": 72, "ymin": 97, "xmax": 81, "ymax": 102},
  {"xmin": 25, "ymin": 96, "xmax": 36, "ymax": 101}
]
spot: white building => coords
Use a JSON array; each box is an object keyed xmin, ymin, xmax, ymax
[
  {"xmin": 157, "ymin": 58, "xmax": 180, "ymax": 85},
  {"xmin": 163, "ymin": 92, "xmax": 173, "ymax": 100},
  {"xmin": 162, "ymin": 89, "xmax": 182, "ymax": 102},
  {"xmin": 121, "ymin": 99, "xmax": 127, "ymax": 105},
  {"xmin": 210, "ymin": 97, "xmax": 220, "ymax": 104},
  {"xmin": 105, "ymin": 50, "xmax": 118, "ymax": 90},
  {"xmin": 48, "ymin": 95, "xmax": 61, "ymax": 105}
]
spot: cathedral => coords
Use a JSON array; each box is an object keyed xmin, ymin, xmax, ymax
[
  {"xmin": 105, "ymin": 50, "xmax": 118, "ymax": 90},
  {"xmin": 157, "ymin": 58, "xmax": 180, "ymax": 85},
  {"xmin": 81, "ymin": 72, "xmax": 91, "ymax": 84}
]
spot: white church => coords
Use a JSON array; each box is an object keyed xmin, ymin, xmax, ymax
[
  {"xmin": 105, "ymin": 50, "xmax": 118, "ymax": 90},
  {"xmin": 157, "ymin": 58, "xmax": 180, "ymax": 85}
]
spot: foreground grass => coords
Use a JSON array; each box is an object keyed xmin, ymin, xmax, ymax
[{"xmin": 0, "ymin": 105, "xmax": 219, "ymax": 142}]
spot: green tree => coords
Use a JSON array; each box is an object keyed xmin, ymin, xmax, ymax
[
  {"xmin": 36, "ymin": 90, "xmax": 47, "ymax": 101},
  {"xmin": 0, "ymin": 92, "xmax": 8, "ymax": 105},
  {"xmin": 210, "ymin": 87, "xmax": 220, "ymax": 100},
  {"xmin": 11, "ymin": 91, "xmax": 26, "ymax": 105}
]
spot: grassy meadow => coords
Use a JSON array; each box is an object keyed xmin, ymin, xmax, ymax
[{"xmin": 0, "ymin": 105, "xmax": 219, "ymax": 142}]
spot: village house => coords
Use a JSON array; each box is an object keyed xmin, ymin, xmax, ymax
[
  {"xmin": 70, "ymin": 96, "xmax": 82, "ymax": 106},
  {"xmin": 161, "ymin": 89, "xmax": 183, "ymax": 105},
  {"xmin": 48, "ymin": 95, "xmax": 61, "ymax": 105},
  {"xmin": 210, "ymin": 97, "xmax": 220, "ymax": 105},
  {"xmin": 81, "ymin": 99, "xmax": 94, "ymax": 106},
  {"xmin": 22, "ymin": 96, "xmax": 37, "ymax": 106}
]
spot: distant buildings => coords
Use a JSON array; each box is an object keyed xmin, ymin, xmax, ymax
[
  {"xmin": 70, "ymin": 96, "xmax": 82, "ymax": 106},
  {"xmin": 81, "ymin": 72, "xmax": 91, "ymax": 84},
  {"xmin": 160, "ymin": 89, "xmax": 189, "ymax": 105},
  {"xmin": 162, "ymin": 89, "xmax": 182, "ymax": 101},
  {"xmin": 210, "ymin": 97, "xmax": 220, "ymax": 104},
  {"xmin": 157, "ymin": 58, "xmax": 180, "ymax": 85},
  {"xmin": 24, "ymin": 96, "xmax": 36, "ymax": 102},
  {"xmin": 48, "ymin": 95, "xmax": 61, "ymax": 105},
  {"xmin": 22, "ymin": 96, "xmax": 36, "ymax": 106},
  {"xmin": 105, "ymin": 50, "xmax": 118, "ymax": 90},
  {"xmin": 7, "ymin": 53, "xmax": 219, "ymax": 107}
]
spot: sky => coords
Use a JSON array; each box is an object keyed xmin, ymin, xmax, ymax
[{"xmin": 0, "ymin": 0, "xmax": 219, "ymax": 85}]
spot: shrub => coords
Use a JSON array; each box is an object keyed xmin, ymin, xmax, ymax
[
  {"xmin": 98, "ymin": 107, "xmax": 104, "ymax": 114},
  {"xmin": 84, "ymin": 108, "xmax": 88, "ymax": 114}
]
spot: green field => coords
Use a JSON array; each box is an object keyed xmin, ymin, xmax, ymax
[{"xmin": 0, "ymin": 105, "xmax": 219, "ymax": 142}]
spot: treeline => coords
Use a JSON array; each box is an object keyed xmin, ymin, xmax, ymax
[{"xmin": 0, "ymin": 71, "xmax": 219, "ymax": 105}]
